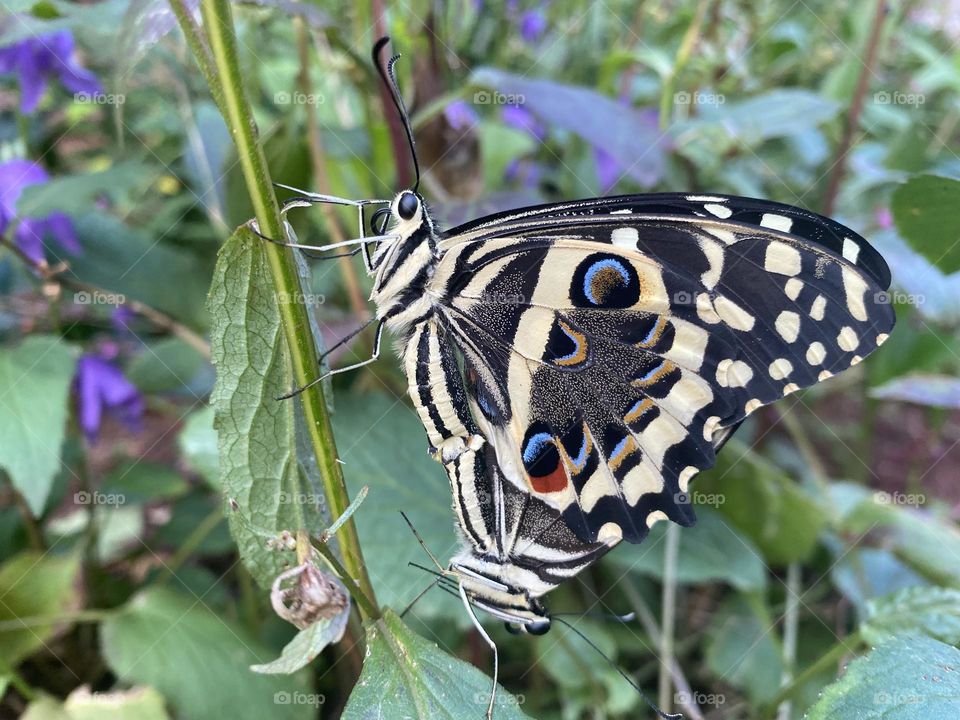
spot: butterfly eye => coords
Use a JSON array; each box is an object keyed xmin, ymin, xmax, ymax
[
  {"xmin": 526, "ymin": 619, "xmax": 551, "ymax": 636},
  {"xmin": 397, "ymin": 191, "xmax": 419, "ymax": 220}
]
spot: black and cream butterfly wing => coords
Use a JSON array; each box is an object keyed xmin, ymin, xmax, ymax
[{"xmin": 430, "ymin": 194, "xmax": 895, "ymax": 545}]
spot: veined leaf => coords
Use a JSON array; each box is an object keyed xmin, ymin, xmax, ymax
[
  {"xmin": 207, "ymin": 227, "xmax": 327, "ymax": 588},
  {"xmin": 100, "ymin": 588, "xmax": 311, "ymax": 720},
  {"xmin": 806, "ymin": 635, "xmax": 960, "ymax": 719},
  {"xmin": 342, "ymin": 609, "xmax": 530, "ymax": 719},
  {"xmin": 862, "ymin": 587, "xmax": 960, "ymax": 646}
]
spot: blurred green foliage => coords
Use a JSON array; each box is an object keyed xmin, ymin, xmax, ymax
[{"xmin": 1, "ymin": 0, "xmax": 959, "ymax": 718}]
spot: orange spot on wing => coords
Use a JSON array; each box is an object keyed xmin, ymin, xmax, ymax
[{"xmin": 530, "ymin": 462, "xmax": 568, "ymax": 494}]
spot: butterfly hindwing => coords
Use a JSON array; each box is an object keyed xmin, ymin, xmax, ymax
[{"xmin": 431, "ymin": 196, "xmax": 895, "ymax": 545}]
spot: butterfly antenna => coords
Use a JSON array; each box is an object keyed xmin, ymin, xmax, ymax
[
  {"xmin": 552, "ymin": 610, "xmax": 637, "ymax": 623},
  {"xmin": 400, "ymin": 511, "xmax": 446, "ymax": 574},
  {"xmin": 553, "ymin": 617, "xmax": 683, "ymax": 720},
  {"xmin": 372, "ymin": 36, "xmax": 421, "ymax": 192}
]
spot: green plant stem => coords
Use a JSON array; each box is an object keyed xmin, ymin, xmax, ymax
[
  {"xmin": 658, "ymin": 523, "xmax": 680, "ymax": 714},
  {"xmin": 8, "ymin": 671, "xmax": 36, "ymax": 702},
  {"xmin": 762, "ymin": 632, "xmax": 861, "ymax": 718},
  {"xmin": 169, "ymin": 0, "xmax": 227, "ymax": 117},
  {"xmin": 777, "ymin": 562, "xmax": 801, "ymax": 720},
  {"xmin": 190, "ymin": 0, "xmax": 379, "ymax": 621},
  {"xmin": 658, "ymin": 0, "xmax": 711, "ymax": 129}
]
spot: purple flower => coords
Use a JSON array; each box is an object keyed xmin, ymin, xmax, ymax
[
  {"xmin": 0, "ymin": 159, "xmax": 81, "ymax": 263},
  {"xmin": 519, "ymin": 10, "xmax": 547, "ymax": 43},
  {"xmin": 111, "ymin": 306, "xmax": 137, "ymax": 334},
  {"xmin": 443, "ymin": 99, "xmax": 479, "ymax": 131},
  {"xmin": 875, "ymin": 207, "xmax": 893, "ymax": 229},
  {"xmin": 504, "ymin": 159, "xmax": 542, "ymax": 189},
  {"xmin": 501, "ymin": 105, "xmax": 545, "ymax": 141},
  {"xmin": 594, "ymin": 146, "xmax": 621, "ymax": 192},
  {"xmin": 0, "ymin": 30, "xmax": 101, "ymax": 113},
  {"xmin": 75, "ymin": 354, "xmax": 144, "ymax": 442}
]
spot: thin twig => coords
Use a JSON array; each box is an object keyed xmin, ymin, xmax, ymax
[
  {"xmin": 0, "ymin": 236, "xmax": 211, "ymax": 358},
  {"xmin": 821, "ymin": 0, "xmax": 887, "ymax": 215}
]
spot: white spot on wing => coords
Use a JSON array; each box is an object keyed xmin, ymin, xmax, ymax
[
  {"xmin": 764, "ymin": 240, "xmax": 802, "ymax": 276},
  {"xmin": 611, "ymin": 226, "xmax": 640, "ymax": 250},
  {"xmin": 775, "ymin": 311, "xmax": 801, "ymax": 343},
  {"xmin": 714, "ymin": 295, "xmax": 756, "ymax": 331},
  {"xmin": 698, "ymin": 237, "xmax": 725, "ymax": 289},
  {"xmin": 837, "ymin": 326, "xmax": 858, "ymax": 352},
  {"xmin": 716, "ymin": 358, "xmax": 754, "ymax": 387},
  {"xmin": 810, "ymin": 294, "xmax": 827, "ymax": 321},
  {"xmin": 842, "ymin": 237, "xmax": 861, "ymax": 264},
  {"xmin": 686, "ymin": 195, "xmax": 726, "ymax": 202},
  {"xmin": 612, "ymin": 209, "xmax": 633, "ymax": 214},
  {"xmin": 705, "ymin": 203, "xmax": 733, "ymax": 219},
  {"xmin": 769, "ymin": 358, "xmax": 793, "ymax": 380},
  {"xmin": 806, "ymin": 341, "xmax": 826, "ymax": 365},
  {"xmin": 760, "ymin": 213, "xmax": 793, "ymax": 233},
  {"xmin": 784, "ymin": 277, "xmax": 803, "ymax": 300}
]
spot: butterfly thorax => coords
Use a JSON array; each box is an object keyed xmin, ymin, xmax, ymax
[{"xmin": 370, "ymin": 191, "xmax": 440, "ymax": 335}]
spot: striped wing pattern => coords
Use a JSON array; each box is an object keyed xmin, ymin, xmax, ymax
[{"xmin": 424, "ymin": 194, "xmax": 895, "ymax": 546}]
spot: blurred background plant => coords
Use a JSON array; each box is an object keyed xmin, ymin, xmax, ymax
[{"xmin": 0, "ymin": 0, "xmax": 959, "ymax": 718}]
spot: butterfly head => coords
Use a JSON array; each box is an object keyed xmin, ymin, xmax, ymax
[{"xmin": 449, "ymin": 557, "xmax": 553, "ymax": 634}]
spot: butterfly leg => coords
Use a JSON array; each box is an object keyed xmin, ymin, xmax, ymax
[
  {"xmin": 276, "ymin": 320, "xmax": 385, "ymax": 400},
  {"xmin": 459, "ymin": 582, "xmax": 499, "ymax": 720}
]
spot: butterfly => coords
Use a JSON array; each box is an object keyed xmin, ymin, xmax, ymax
[{"xmin": 269, "ymin": 37, "xmax": 896, "ymax": 719}]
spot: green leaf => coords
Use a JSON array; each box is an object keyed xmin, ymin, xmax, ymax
[
  {"xmin": 831, "ymin": 547, "xmax": 927, "ymax": 610},
  {"xmin": 65, "ymin": 213, "xmax": 214, "ymax": 330},
  {"xmin": 250, "ymin": 605, "xmax": 349, "ymax": 675},
  {"xmin": 101, "ymin": 461, "xmax": 189, "ymax": 504},
  {"xmin": 806, "ymin": 635, "xmax": 960, "ymax": 719},
  {"xmin": 696, "ymin": 438, "xmax": 827, "ymax": 564},
  {"xmin": 870, "ymin": 374, "xmax": 960, "ymax": 409},
  {"xmin": 16, "ymin": 161, "xmax": 155, "ymax": 218},
  {"xmin": 841, "ymin": 495, "xmax": 960, "ymax": 588},
  {"xmin": 0, "ymin": 336, "xmax": 76, "ymax": 515},
  {"xmin": 0, "ymin": 551, "xmax": 80, "ymax": 668},
  {"xmin": 100, "ymin": 587, "xmax": 312, "ymax": 720},
  {"xmin": 208, "ymin": 227, "xmax": 327, "ymax": 588},
  {"xmin": 341, "ymin": 609, "xmax": 531, "ymax": 719},
  {"xmin": 126, "ymin": 337, "xmax": 211, "ymax": 395},
  {"xmin": 333, "ymin": 392, "xmax": 462, "ymax": 621},
  {"xmin": 534, "ymin": 618, "xmax": 639, "ymax": 715},
  {"xmin": 674, "ymin": 90, "xmax": 840, "ymax": 160},
  {"xmin": 178, "ymin": 406, "xmax": 219, "ymax": 490},
  {"xmin": 605, "ymin": 506, "xmax": 767, "ymax": 592},
  {"xmin": 705, "ymin": 595, "xmax": 783, "ymax": 704},
  {"xmin": 23, "ymin": 686, "xmax": 171, "ymax": 720},
  {"xmin": 892, "ymin": 175, "xmax": 960, "ymax": 274},
  {"xmin": 863, "ymin": 587, "xmax": 960, "ymax": 646}
]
